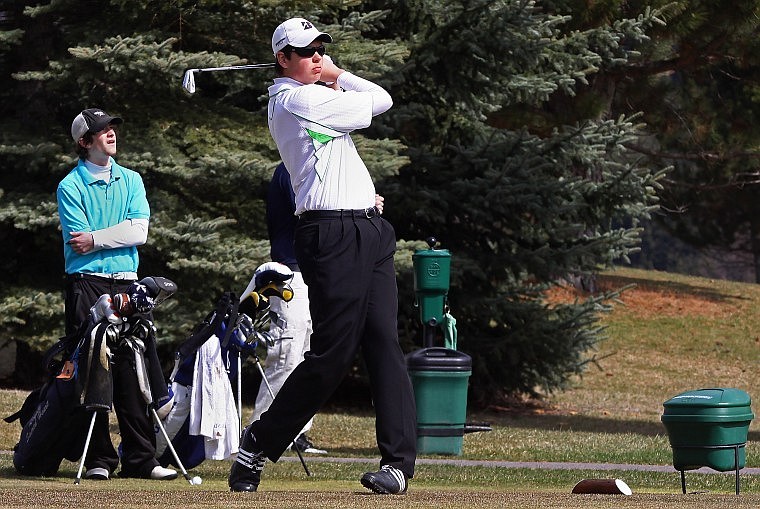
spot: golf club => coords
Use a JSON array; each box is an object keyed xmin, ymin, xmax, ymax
[
  {"xmin": 128, "ymin": 334, "xmax": 198, "ymax": 485},
  {"xmin": 74, "ymin": 411, "xmax": 98, "ymax": 485},
  {"xmin": 253, "ymin": 355, "xmax": 311, "ymax": 477},
  {"xmin": 182, "ymin": 63, "xmax": 274, "ymax": 94}
]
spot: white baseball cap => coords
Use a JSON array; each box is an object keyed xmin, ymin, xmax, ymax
[{"xmin": 271, "ymin": 17, "xmax": 332, "ymax": 55}]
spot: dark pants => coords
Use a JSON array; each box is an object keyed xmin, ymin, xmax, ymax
[
  {"xmin": 64, "ymin": 274, "xmax": 160, "ymax": 477},
  {"xmin": 251, "ymin": 213, "xmax": 417, "ymax": 477}
]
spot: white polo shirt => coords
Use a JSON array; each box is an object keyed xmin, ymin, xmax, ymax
[{"xmin": 267, "ymin": 72, "xmax": 392, "ymax": 215}]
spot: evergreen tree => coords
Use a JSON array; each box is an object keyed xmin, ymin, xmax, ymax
[
  {"xmin": 0, "ymin": 0, "xmax": 664, "ymax": 404},
  {"xmin": 377, "ymin": 0, "xmax": 664, "ymax": 400},
  {"xmin": 597, "ymin": 1, "xmax": 760, "ymax": 282},
  {"xmin": 0, "ymin": 1, "xmax": 411, "ymax": 386}
]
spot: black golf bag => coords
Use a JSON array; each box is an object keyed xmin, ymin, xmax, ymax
[
  {"xmin": 4, "ymin": 320, "xmax": 115, "ymax": 476},
  {"xmin": 4, "ymin": 276, "xmax": 176, "ymax": 477}
]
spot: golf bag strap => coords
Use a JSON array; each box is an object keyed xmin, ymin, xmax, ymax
[
  {"xmin": 4, "ymin": 408, "xmax": 22, "ymax": 423},
  {"xmin": 219, "ymin": 292, "xmax": 239, "ymax": 349},
  {"xmin": 42, "ymin": 321, "xmax": 89, "ymax": 375},
  {"xmin": 176, "ymin": 291, "xmax": 236, "ymax": 360}
]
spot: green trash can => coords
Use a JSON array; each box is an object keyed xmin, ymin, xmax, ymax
[
  {"xmin": 406, "ymin": 347, "xmax": 471, "ymax": 455},
  {"xmin": 661, "ymin": 388, "xmax": 754, "ymax": 472}
]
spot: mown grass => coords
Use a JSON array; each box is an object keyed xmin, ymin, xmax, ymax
[{"xmin": 1, "ymin": 267, "xmax": 760, "ymax": 507}]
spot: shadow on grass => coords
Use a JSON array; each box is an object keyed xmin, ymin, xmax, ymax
[
  {"xmin": 597, "ymin": 274, "xmax": 750, "ymax": 304},
  {"xmin": 472, "ymin": 411, "xmax": 760, "ymax": 441}
]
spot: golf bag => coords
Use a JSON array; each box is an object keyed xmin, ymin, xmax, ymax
[
  {"xmin": 4, "ymin": 276, "xmax": 176, "ymax": 476},
  {"xmin": 155, "ymin": 262, "xmax": 293, "ymax": 469},
  {"xmin": 154, "ymin": 291, "xmax": 244, "ymax": 469},
  {"xmin": 3, "ymin": 331, "xmax": 88, "ymax": 476}
]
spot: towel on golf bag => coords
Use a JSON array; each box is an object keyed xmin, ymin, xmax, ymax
[
  {"xmin": 154, "ymin": 339, "xmax": 240, "ymax": 467},
  {"xmin": 155, "ymin": 292, "xmax": 242, "ymax": 468},
  {"xmin": 189, "ymin": 335, "xmax": 239, "ymax": 459}
]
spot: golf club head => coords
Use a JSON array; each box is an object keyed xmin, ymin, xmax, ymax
[{"xmin": 182, "ymin": 69, "xmax": 197, "ymax": 94}]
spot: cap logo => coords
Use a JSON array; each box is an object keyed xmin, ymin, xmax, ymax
[
  {"xmin": 301, "ymin": 21, "xmax": 313, "ymax": 30},
  {"xmin": 93, "ymin": 111, "xmax": 106, "ymax": 117}
]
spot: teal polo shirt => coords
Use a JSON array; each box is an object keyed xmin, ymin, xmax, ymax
[{"xmin": 57, "ymin": 157, "xmax": 150, "ymax": 275}]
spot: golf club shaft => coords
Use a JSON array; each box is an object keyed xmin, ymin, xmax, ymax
[
  {"xmin": 74, "ymin": 411, "xmax": 98, "ymax": 484},
  {"xmin": 183, "ymin": 63, "xmax": 273, "ymax": 94},
  {"xmin": 194, "ymin": 63, "xmax": 274, "ymax": 73},
  {"xmin": 254, "ymin": 356, "xmax": 311, "ymax": 477},
  {"xmin": 151, "ymin": 407, "xmax": 194, "ymax": 484},
  {"xmin": 237, "ymin": 355, "xmax": 243, "ymax": 434}
]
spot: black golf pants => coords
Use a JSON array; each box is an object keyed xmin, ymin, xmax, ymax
[{"xmin": 251, "ymin": 213, "xmax": 417, "ymax": 478}]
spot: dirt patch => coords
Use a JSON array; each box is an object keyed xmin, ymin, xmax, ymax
[{"xmin": 545, "ymin": 284, "xmax": 732, "ymax": 319}]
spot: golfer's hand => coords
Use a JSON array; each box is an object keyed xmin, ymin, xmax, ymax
[
  {"xmin": 320, "ymin": 54, "xmax": 344, "ymax": 86},
  {"xmin": 375, "ymin": 194, "xmax": 384, "ymax": 215},
  {"xmin": 68, "ymin": 231, "xmax": 94, "ymax": 254}
]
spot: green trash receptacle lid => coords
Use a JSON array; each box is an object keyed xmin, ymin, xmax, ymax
[
  {"xmin": 662, "ymin": 388, "xmax": 754, "ymax": 423},
  {"xmin": 406, "ymin": 347, "xmax": 472, "ymax": 372}
]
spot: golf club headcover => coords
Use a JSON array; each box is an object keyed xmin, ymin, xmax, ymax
[
  {"xmin": 112, "ymin": 292, "xmax": 134, "ymax": 317},
  {"xmin": 239, "ymin": 262, "xmax": 293, "ymax": 308},
  {"xmin": 138, "ymin": 276, "xmax": 178, "ymax": 306},
  {"xmin": 125, "ymin": 276, "xmax": 178, "ymax": 314},
  {"xmin": 258, "ymin": 281, "xmax": 294, "ymax": 302},
  {"xmin": 229, "ymin": 327, "xmax": 258, "ymax": 356},
  {"xmin": 90, "ymin": 294, "xmax": 125, "ymax": 324},
  {"xmin": 254, "ymin": 262, "xmax": 294, "ymax": 289}
]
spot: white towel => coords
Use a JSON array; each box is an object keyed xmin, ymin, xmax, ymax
[{"xmin": 189, "ymin": 335, "xmax": 240, "ymax": 460}]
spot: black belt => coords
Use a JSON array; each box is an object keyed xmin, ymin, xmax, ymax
[
  {"xmin": 280, "ymin": 262, "xmax": 301, "ymax": 272},
  {"xmin": 299, "ymin": 207, "xmax": 379, "ymax": 220}
]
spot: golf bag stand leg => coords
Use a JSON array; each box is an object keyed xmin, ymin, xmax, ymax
[
  {"xmin": 74, "ymin": 410, "xmax": 99, "ymax": 484},
  {"xmin": 129, "ymin": 335, "xmax": 196, "ymax": 485},
  {"xmin": 150, "ymin": 406, "xmax": 196, "ymax": 485},
  {"xmin": 237, "ymin": 355, "xmax": 243, "ymax": 435},
  {"xmin": 253, "ymin": 355, "xmax": 311, "ymax": 476}
]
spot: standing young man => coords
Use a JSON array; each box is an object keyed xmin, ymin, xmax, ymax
[
  {"xmin": 229, "ymin": 18, "xmax": 416, "ymax": 494},
  {"xmin": 57, "ymin": 108, "xmax": 176, "ymax": 481}
]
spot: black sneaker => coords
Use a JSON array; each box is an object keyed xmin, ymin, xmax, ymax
[
  {"xmin": 229, "ymin": 427, "xmax": 266, "ymax": 492},
  {"xmin": 293, "ymin": 433, "xmax": 327, "ymax": 454},
  {"xmin": 360, "ymin": 465, "xmax": 408, "ymax": 495}
]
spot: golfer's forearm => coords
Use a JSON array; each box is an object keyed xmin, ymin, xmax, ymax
[
  {"xmin": 336, "ymin": 72, "xmax": 392, "ymax": 115},
  {"xmin": 91, "ymin": 218, "xmax": 149, "ymax": 250}
]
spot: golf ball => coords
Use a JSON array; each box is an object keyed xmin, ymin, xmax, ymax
[{"xmin": 192, "ymin": 476, "xmax": 202, "ymax": 485}]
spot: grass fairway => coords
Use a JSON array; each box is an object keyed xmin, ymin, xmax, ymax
[{"xmin": 1, "ymin": 267, "xmax": 760, "ymax": 507}]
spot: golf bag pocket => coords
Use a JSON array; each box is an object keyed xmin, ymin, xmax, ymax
[{"xmin": 6, "ymin": 376, "xmax": 88, "ymax": 476}]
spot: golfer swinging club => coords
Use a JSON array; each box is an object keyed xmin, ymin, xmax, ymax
[{"xmin": 228, "ymin": 17, "xmax": 417, "ymax": 494}]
